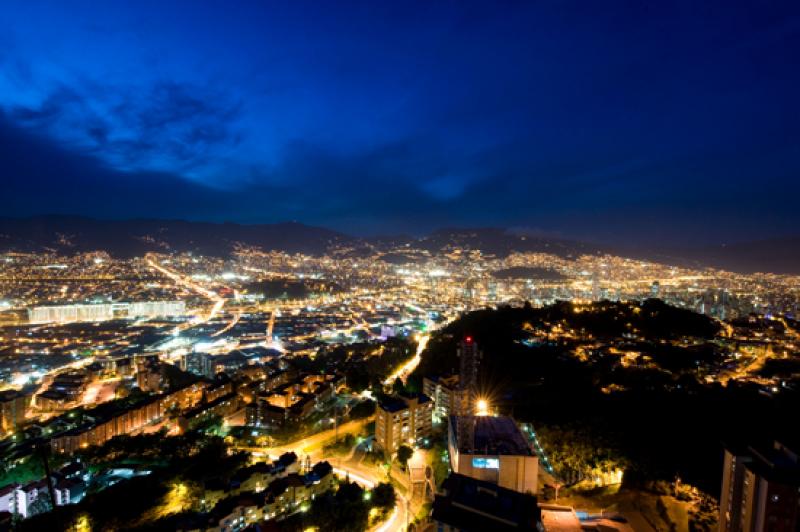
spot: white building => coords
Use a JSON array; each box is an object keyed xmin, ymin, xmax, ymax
[
  {"xmin": 28, "ymin": 301, "xmax": 185, "ymax": 324},
  {"xmin": 28, "ymin": 304, "xmax": 114, "ymax": 324},
  {"xmin": 448, "ymin": 415, "xmax": 539, "ymax": 495},
  {"xmin": 0, "ymin": 480, "xmax": 61, "ymax": 519}
]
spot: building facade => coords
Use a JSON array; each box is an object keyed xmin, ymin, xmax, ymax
[
  {"xmin": 27, "ymin": 301, "xmax": 185, "ymax": 324},
  {"xmin": 375, "ymin": 393, "xmax": 433, "ymax": 454},
  {"xmin": 431, "ymin": 473, "xmax": 542, "ymax": 531},
  {"xmin": 0, "ymin": 389, "xmax": 31, "ymax": 434},
  {"xmin": 447, "ymin": 415, "xmax": 538, "ymax": 495},
  {"xmin": 719, "ymin": 441, "xmax": 800, "ymax": 532},
  {"xmin": 422, "ymin": 375, "xmax": 459, "ymax": 424}
]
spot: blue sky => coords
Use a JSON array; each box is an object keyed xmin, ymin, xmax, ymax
[{"xmin": 1, "ymin": 1, "xmax": 799, "ymax": 244}]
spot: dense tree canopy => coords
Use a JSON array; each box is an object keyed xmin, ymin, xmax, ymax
[{"xmin": 409, "ymin": 301, "xmax": 799, "ymax": 494}]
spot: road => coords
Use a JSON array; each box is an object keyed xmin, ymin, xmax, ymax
[
  {"xmin": 234, "ymin": 416, "xmax": 410, "ymax": 530},
  {"xmin": 145, "ymin": 254, "xmax": 227, "ymax": 331},
  {"xmin": 211, "ymin": 310, "xmax": 241, "ymax": 337},
  {"xmin": 716, "ymin": 346, "xmax": 772, "ymax": 385},
  {"xmin": 335, "ymin": 462, "xmax": 410, "ymax": 532},
  {"xmin": 234, "ymin": 417, "xmax": 373, "ymax": 457},
  {"xmin": 383, "ymin": 333, "xmax": 429, "ymax": 386}
]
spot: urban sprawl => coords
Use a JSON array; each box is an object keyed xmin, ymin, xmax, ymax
[{"xmin": 0, "ymin": 244, "xmax": 799, "ymax": 531}]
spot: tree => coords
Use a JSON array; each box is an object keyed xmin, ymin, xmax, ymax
[
  {"xmin": 392, "ymin": 377, "xmax": 405, "ymax": 395},
  {"xmin": 305, "ymin": 481, "xmax": 370, "ymax": 532},
  {"xmin": 371, "ymin": 483, "xmax": 395, "ymax": 510},
  {"xmin": 396, "ymin": 445, "xmax": 413, "ymax": 469},
  {"xmin": 349, "ymin": 400, "xmax": 376, "ymax": 420}
]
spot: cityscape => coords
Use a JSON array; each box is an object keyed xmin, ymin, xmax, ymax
[
  {"xmin": 1, "ymin": 236, "xmax": 798, "ymax": 531},
  {"xmin": 2, "ymin": 2, "xmax": 800, "ymax": 532}
]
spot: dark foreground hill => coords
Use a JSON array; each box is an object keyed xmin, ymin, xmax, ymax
[{"xmin": 409, "ymin": 301, "xmax": 800, "ymax": 495}]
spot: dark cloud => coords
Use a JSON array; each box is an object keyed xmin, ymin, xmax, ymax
[
  {"xmin": 1, "ymin": 1, "xmax": 800, "ymax": 245},
  {"xmin": 2, "ymin": 107, "xmax": 800, "ymax": 245},
  {"xmin": 7, "ymin": 79, "xmax": 243, "ymax": 175},
  {"xmin": 0, "ymin": 112, "xmax": 221, "ymax": 218},
  {"xmin": 10, "ymin": 86, "xmax": 85, "ymax": 124}
]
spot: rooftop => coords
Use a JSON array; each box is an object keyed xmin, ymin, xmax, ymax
[
  {"xmin": 378, "ymin": 396, "xmax": 409, "ymax": 413},
  {"xmin": 378, "ymin": 393, "xmax": 432, "ymax": 413},
  {"xmin": 431, "ymin": 473, "xmax": 541, "ymax": 531},
  {"xmin": 726, "ymin": 441, "xmax": 800, "ymax": 486},
  {"xmin": 450, "ymin": 415, "xmax": 533, "ymax": 456},
  {"xmin": 428, "ymin": 374, "xmax": 459, "ymax": 388}
]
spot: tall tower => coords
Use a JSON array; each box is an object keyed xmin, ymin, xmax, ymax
[
  {"xmin": 487, "ymin": 281, "xmax": 498, "ymax": 302},
  {"xmin": 720, "ymin": 289, "xmax": 729, "ymax": 320},
  {"xmin": 464, "ymin": 279, "xmax": 478, "ymax": 302},
  {"xmin": 456, "ymin": 337, "xmax": 481, "ymax": 452},
  {"xmin": 591, "ymin": 273, "xmax": 601, "ymax": 301},
  {"xmin": 266, "ymin": 309, "xmax": 276, "ymax": 343},
  {"xmin": 650, "ymin": 281, "xmax": 660, "ymax": 299}
]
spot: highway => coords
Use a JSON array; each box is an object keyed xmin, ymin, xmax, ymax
[{"xmin": 145, "ymin": 254, "xmax": 227, "ymax": 331}]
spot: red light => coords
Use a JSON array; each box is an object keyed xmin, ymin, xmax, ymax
[{"xmin": 465, "ymin": 336, "xmax": 472, "ymax": 343}]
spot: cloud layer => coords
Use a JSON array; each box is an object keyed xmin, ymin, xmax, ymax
[{"xmin": 1, "ymin": 1, "xmax": 800, "ymax": 244}]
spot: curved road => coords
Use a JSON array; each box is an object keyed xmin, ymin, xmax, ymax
[{"xmin": 233, "ymin": 416, "xmax": 409, "ymax": 530}]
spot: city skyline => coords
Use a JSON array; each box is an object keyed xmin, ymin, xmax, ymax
[
  {"xmin": 4, "ymin": 3, "xmax": 800, "ymax": 531},
  {"xmin": 2, "ymin": 1, "xmax": 800, "ymax": 245}
]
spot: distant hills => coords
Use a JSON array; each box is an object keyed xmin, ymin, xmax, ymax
[
  {"xmin": 0, "ymin": 215, "xmax": 798, "ymax": 274},
  {"xmin": 0, "ymin": 215, "xmax": 348, "ymax": 257},
  {"xmin": 676, "ymin": 238, "xmax": 800, "ymax": 276}
]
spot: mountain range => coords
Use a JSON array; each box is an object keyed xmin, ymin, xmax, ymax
[{"xmin": 0, "ymin": 215, "xmax": 798, "ymax": 275}]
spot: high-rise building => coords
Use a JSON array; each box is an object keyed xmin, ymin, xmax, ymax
[
  {"xmin": 719, "ymin": 441, "xmax": 800, "ymax": 532},
  {"xmin": 487, "ymin": 281, "xmax": 498, "ymax": 302},
  {"xmin": 591, "ymin": 273, "xmax": 601, "ymax": 300},
  {"xmin": 423, "ymin": 375, "xmax": 459, "ymax": 424},
  {"xmin": 0, "ymin": 389, "xmax": 32, "ymax": 435},
  {"xmin": 719, "ymin": 289, "xmax": 730, "ymax": 321},
  {"xmin": 650, "ymin": 281, "xmax": 660, "ymax": 299},
  {"xmin": 456, "ymin": 337, "xmax": 481, "ymax": 450},
  {"xmin": 464, "ymin": 279, "xmax": 477, "ymax": 301},
  {"xmin": 374, "ymin": 393, "xmax": 433, "ymax": 455},
  {"xmin": 181, "ymin": 352, "xmax": 215, "ymax": 379},
  {"xmin": 135, "ymin": 358, "xmax": 163, "ymax": 393}
]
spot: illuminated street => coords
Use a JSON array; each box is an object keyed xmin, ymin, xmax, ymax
[{"xmin": 2, "ymin": 3, "xmax": 800, "ymax": 530}]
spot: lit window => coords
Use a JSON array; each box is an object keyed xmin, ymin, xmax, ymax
[{"xmin": 472, "ymin": 457, "xmax": 499, "ymax": 469}]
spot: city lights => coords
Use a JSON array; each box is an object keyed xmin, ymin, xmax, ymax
[
  {"xmin": 0, "ymin": 229, "xmax": 798, "ymax": 530},
  {"xmin": 3, "ymin": 2, "xmax": 799, "ymax": 530}
]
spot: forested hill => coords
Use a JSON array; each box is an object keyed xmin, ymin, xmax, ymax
[
  {"xmin": 408, "ymin": 301, "xmax": 800, "ymax": 496},
  {"xmin": 413, "ymin": 299, "xmax": 720, "ymax": 380}
]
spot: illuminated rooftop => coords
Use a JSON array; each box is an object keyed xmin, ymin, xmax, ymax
[{"xmin": 449, "ymin": 415, "xmax": 533, "ymax": 456}]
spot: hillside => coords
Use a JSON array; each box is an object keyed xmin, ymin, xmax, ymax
[
  {"xmin": 409, "ymin": 301, "xmax": 798, "ymax": 494},
  {"xmin": 0, "ymin": 216, "xmax": 349, "ymax": 257}
]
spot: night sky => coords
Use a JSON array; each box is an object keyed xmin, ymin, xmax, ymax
[{"xmin": 1, "ymin": 1, "xmax": 799, "ymax": 245}]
